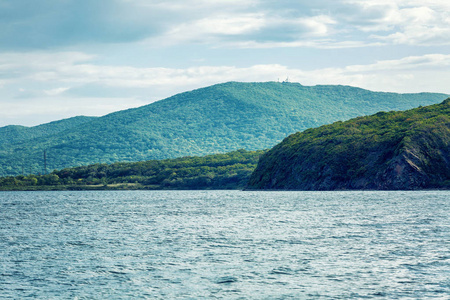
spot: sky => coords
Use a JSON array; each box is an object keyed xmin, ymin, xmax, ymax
[{"xmin": 1, "ymin": 0, "xmax": 449, "ymax": 127}]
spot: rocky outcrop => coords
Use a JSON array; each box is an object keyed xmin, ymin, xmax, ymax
[{"xmin": 247, "ymin": 99, "xmax": 450, "ymax": 190}]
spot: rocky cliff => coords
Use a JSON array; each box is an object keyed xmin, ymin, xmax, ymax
[{"xmin": 247, "ymin": 99, "xmax": 450, "ymax": 190}]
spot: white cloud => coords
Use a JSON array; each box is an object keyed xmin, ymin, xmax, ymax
[
  {"xmin": 346, "ymin": 54, "xmax": 450, "ymax": 72},
  {"xmin": 0, "ymin": 96, "xmax": 147, "ymax": 127},
  {"xmin": 0, "ymin": 51, "xmax": 449, "ymax": 126},
  {"xmin": 232, "ymin": 39, "xmax": 380, "ymax": 49},
  {"xmin": 43, "ymin": 87, "xmax": 70, "ymax": 96},
  {"xmin": 297, "ymin": 15, "xmax": 337, "ymax": 37},
  {"xmin": 292, "ymin": 54, "xmax": 450, "ymax": 93},
  {"xmin": 345, "ymin": 1, "xmax": 450, "ymax": 45},
  {"xmin": 2, "ymin": 0, "xmax": 450, "ymax": 50},
  {"xmin": 165, "ymin": 14, "xmax": 265, "ymax": 44},
  {"xmin": 155, "ymin": 0, "xmax": 450, "ymax": 48},
  {"xmin": 2, "ymin": 51, "xmax": 450, "ymax": 93}
]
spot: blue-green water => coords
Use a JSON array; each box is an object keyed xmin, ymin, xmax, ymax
[{"xmin": 1, "ymin": 190, "xmax": 449, "ymax": 299}]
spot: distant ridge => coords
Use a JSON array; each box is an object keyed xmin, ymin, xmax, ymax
[
  {"xmin": 0, "ymin": 116, "xmax": 96, "ymax": 146},
  {"xmin": 0, "ymin": 81, "xmax": 448, "ymax": 176},
  {"xmin": 248, "ymin": 99, "xmax": 450, "ymax": 190}
]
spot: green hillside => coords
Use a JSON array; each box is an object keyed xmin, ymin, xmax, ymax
[
  {"xmin": 0, "ymin": 149, "xmax": 264, "ymax": 190},
  {"xmin": 248, "ymin": 99, "xmax": 450, "ymax": 190},
  {"xmin": 0, "ymin": 116, "xmax": 96, "ymax": 147},
  {"xmin": 1, "ymin": 81, "xmax": 448, "ymax": 176}
]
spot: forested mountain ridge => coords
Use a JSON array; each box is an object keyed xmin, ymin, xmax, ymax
[
  {"xmin": 247, "ymin": 99, "xmax": 450, "ymax": 190},
  {"xmin": 0, "ymin": 116, "xmax": 96, "ymax": 147},
  {"xmin": 1, "ymin": 81, "xmax": 448, "ymax": 176}
]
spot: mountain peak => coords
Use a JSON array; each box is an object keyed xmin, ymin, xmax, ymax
[{"xmin": 0, "ymin": 82, "xmax": 448, "ymax": 176}]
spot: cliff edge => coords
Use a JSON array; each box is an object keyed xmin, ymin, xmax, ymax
[{"xmin": 248, "ymin": 99, "xmax": 450, "ymax": 190}]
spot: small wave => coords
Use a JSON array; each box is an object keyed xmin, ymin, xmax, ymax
[
  {"xmin": 65, "ymin": 241, "xmax": 93, "ymax": 248},
  {"xmin": 109, "ymin": 270, "xmax": 128, "ymax": 275},
  {"xmin": 215, "ymin": 276, "xmax": 238, "ymax": 284},
  {"xmin": 270, "ymin": 267, "xmax": 295, "ymax": 275}
]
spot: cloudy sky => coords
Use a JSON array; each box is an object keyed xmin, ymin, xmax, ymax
[{"xmin": 1, "ymin": 0, "xmax": 449, "ymax": 126}]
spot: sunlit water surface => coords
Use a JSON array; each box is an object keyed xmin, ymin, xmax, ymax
[{"xmin": 1, "ymin": 190, "xmax": 449, "ymax": 299}]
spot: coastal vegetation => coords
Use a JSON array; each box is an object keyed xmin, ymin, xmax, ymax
[
  {"xmin": 1, "ymin": 82, "xmax": 447, "ymax": 177},
  {"xmin": 0, "ymin": 149, "xmax": 264, "ymax": 191},
  {"xmin": 248, "ymin": 99, "xmax": 450, "ymax": 190}
]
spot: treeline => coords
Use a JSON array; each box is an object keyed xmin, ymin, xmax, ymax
[{"xmin": 0, "ymin": 149, "xmax": 265, "ymax": 191}]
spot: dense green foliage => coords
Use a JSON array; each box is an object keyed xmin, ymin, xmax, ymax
[
  {"xmin": 0, "ymin": 149, "xmax": 264, "ymax": 190},
  {"xmin": 248, "ymin": 99, "xmax": 450, "ymax": 190},
  {"xmin": 1, "ymin": 81, "xmax": 447, "ymax": 176},
  {"xmin": 0, "ymin": 116, "xmax": 96, "ymax": 146}
]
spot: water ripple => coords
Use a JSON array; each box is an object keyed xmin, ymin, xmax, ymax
[{"xmin": 0, "ymin": 190, "xmax": 449, "ymax": 299}]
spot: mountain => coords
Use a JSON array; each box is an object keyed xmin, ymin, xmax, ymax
[
  {"xmin": 247, "ymin": 99, "xmax": 450, "ymax": 190},
  {"xmin": 1, "ymin": 81, "xmax": 448, "ymax": 176}
]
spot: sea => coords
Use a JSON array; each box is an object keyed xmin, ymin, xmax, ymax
[{"xmin": 0, "ymin": 190, "xmax": 449, "ymax": 299}]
